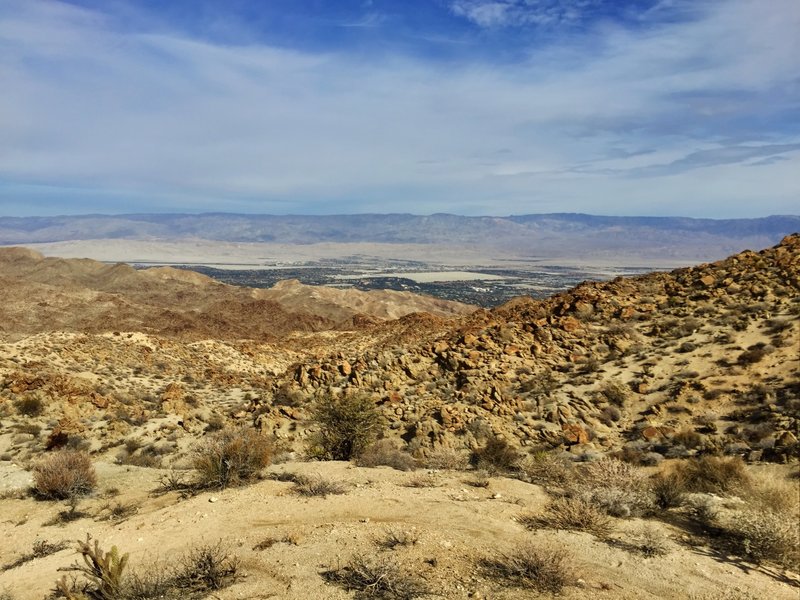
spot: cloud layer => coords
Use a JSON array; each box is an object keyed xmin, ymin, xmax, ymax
[{"xmin": 0, "ymin": 0, "xmax": 798, "ymax": 216}]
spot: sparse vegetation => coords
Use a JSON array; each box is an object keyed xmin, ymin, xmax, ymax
[
  {"xmin": 481, "ymin": 544, "xmax": 573, "ymax": 594},
  {"xmin": 471, "ymin": 436, "xmax": 521, "ymax": 473},
  {"xmin": 292, "ymin": 474, "xmax": 347, "ymax": 497},
  {"xmin": 1, "ymin": 539, "xmax": 69, "ymax": 572},
  {"xmin": 356, "ymin": 439, "xmax": 416, "ymax": 471},
  {"xmin": 522, "ymin": 496, "xmax": 614, "ymax": 538},
  {"xmin": 33, "ymin": 450, "xmax": 97, "ymax": 500},
  {"xmin": 191, "ymin": 426, "xmax": 271, "ymax": 489},
  {"xmin": 323, "ymin": 554, "xmax": 428, "ymax": 599}
]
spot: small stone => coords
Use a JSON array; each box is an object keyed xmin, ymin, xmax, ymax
[{"xmin": 209, "ymin": 496, "xmax": 218, "ymax": 503}]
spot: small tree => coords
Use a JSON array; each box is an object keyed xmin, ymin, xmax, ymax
[{"xmin": 310, "ymin": 394, "xmax": 383, "ymax": 460}]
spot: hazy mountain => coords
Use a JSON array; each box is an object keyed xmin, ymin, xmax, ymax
[{"xmin": 1, "ymin": 212, "xmax": 797, "ymax": 247}]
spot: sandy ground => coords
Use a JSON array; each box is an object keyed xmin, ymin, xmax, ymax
[
  {"xmin": 1, "ymin": 460, "xmax": 797, "ymax": 600},
  {"xmin": 10, "ymin": 240, "xmax": 692, "ymax": 271}
]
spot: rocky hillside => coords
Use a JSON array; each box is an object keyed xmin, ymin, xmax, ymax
[
  {"xmin": 261, "ymin": 234, "xmax": 799, "ymax": 462},
  {"xmin": 0, "ymin": 236, "xmax": 796, "ymax": 469}
]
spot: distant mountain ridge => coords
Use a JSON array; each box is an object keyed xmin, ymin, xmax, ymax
[{"xmin": 0, "ymin": 213, "xmax": 797, "ymax": 245}]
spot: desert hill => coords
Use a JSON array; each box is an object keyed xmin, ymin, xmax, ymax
[
  {"xmin": 0, "ymin": 236, "xmax": 798, "ymax": 600},
  {"xmin": 0, "ymin": 247, "xmax": 474, "ymax": 341}
]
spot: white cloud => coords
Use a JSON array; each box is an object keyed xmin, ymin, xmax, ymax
[{"xmin": 0, "ymin": 0, "xmax": 798, "ymax": 216}]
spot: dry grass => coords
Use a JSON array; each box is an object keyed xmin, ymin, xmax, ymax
[
  {"xmin": 481, "ymin": 544, "xmax": 573, "ymax": 594},
  {"xmin": 355, "ymin": 440, "xmax": 416, "ymax": 471},
  {"xmin": 671, "ymin": 456, "xmax": 751, "ymax": 495},
  {"xmin": 322, "ymin": 554, "xmax": 428, "ymax": 599},
  {"xmin": 568, "ymin": 458, "xmax": 653, "ymax": 517},
  {"xmin": 292, "ymin": 474, "xmax": 347, "ymax": 497},
  {"xmin": 521, "ymin": 496, "xmax": 614, "ymax": 538},
  {"xmin": 32, "ymin": 449, "xmax": 97, "ymax": 500}
]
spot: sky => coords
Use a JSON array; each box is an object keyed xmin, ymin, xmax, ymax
[{"xmin": 0, "ymin": 0, "xmax": 798, "ymax": 218}]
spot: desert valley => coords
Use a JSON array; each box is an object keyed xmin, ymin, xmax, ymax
[{"xmin": 0, "ymin": 222, "xmax": 797, "ymax": 600}]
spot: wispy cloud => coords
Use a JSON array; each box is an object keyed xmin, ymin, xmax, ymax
[
  {"xmin": 450, "ymin": 0, "xmax": 595, "ymax": 28},
  {"xmin": 0, "ymin": 0, "xmax": 798, "ymax": 217}
]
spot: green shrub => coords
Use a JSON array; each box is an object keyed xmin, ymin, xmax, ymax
[
  {"xmin": 33, "ymin": 450, "xmax": 97, "ymax": 500},
  {"xmin": 309, "ymin": 394, "xmax": 383, "ymax": 461},
  {"xmin": 192, "ymin": 426, "xmax": 271, "ymax": 489}
]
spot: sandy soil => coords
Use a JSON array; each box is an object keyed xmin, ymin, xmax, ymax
[
  {"xmin": 11, "ymin": 240, "xmax": 692, "ymax": 270},
  {"xmin": 1, "ymin": 460, "xmax": 797, "ymax": 600}
]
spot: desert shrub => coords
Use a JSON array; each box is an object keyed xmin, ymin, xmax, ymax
[
  {"xmin": 471, "ymin": 436, "xmax": 521, "ymax": 473},
  {"xmin": 567, "ymin": 458, "xmax": 653, "ymax": 517},
  {"xmin": 672, "ymin": 428, "xmax": 704, "ymax": 450},
  {"xmin": 404, "ymin": 474, "xmax": 439, "ymax": 488},
  {"xmin": 481, "ymin": 544, "xmax": 572, "ymax": 594},
  {"xmin": 632, "ymin": 525, "xmax": 670, "ymax": 557},
  {"xmin": 377, "ymin": 529, "xmax": 418, "ymax": 550},
  {"xmin": 423, "ymin": 447, "xmax": 470, "ymax": 471},
  {"xmin": 323, "ymin": 554, "xmax": 428, "ymax": 599},
  {"xmin": 721, "ymin": 508, "xmax": 800, "ymax": 569},
  {"xmin": 293, "ymin": 474, "xmax": 347, "ymax": 497},
  {"xmin": 522, "ymin": 496, "xmax": 613, "ymax": 538},
  {"xmin": 650, "ymin": 472, "xmax": 687, "ymax": 509},
  {"xmin": 599, "ymin": 405, "xmax": 622, "ymax": 425},
  {"xmin": 191, "ymin": 426, "xmax": 271, "ymax": 489},
  {"xmin": 121, "ymin": 542, "xmax": 239, "ymax": 599},
  {"xmin": 672, "ymin": 456, "xmax": 750, "ymax": 495},
  {"xmin": 14, "ymin": 393, "xmax": 44, "ymax": 416},
  {"xmin": 355, "ymin": 439, "xmax": 416, "ymax": 471},
  {"xmin": 517, "ymin": 451, "xmax": 573, "ymax": 486},
  {"xmin": 33, "ymin": 450, "xmax": 97, "ymax": 500},
  {"xmin": 310, "ymin": 394, "xmax": 383, "ymax": 461},
  {"xmin": 169, "ymin": 542, "xmax": 239, "ymax": 592},
  {"xmin": 737, "ymin": 348, "xmax": 766, "ymax": 365},
  {"xmin": 597, "ymin": 380, "xmax": 629, "ymax": 407}
]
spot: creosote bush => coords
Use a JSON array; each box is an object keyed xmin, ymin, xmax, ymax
[
  {"xmin": 192, "ymin": 426, "xmax": 271, "ymax": 489},
  {"xmin": 309, "ymin": 394, "xmax": 383, "ymax": 461},
  {"xmin": 33, "ymin": 449, "xmax": 97, "ymax": 500}
]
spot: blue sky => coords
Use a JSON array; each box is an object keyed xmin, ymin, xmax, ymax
[{"xmin": 0, "ymin": 0, "xmax": 798, "ymax": 217}]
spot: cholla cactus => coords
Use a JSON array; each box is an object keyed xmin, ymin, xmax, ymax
[{"xmin": 55, "ymin": 535, "xmax": 128, "ymax": 600}]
